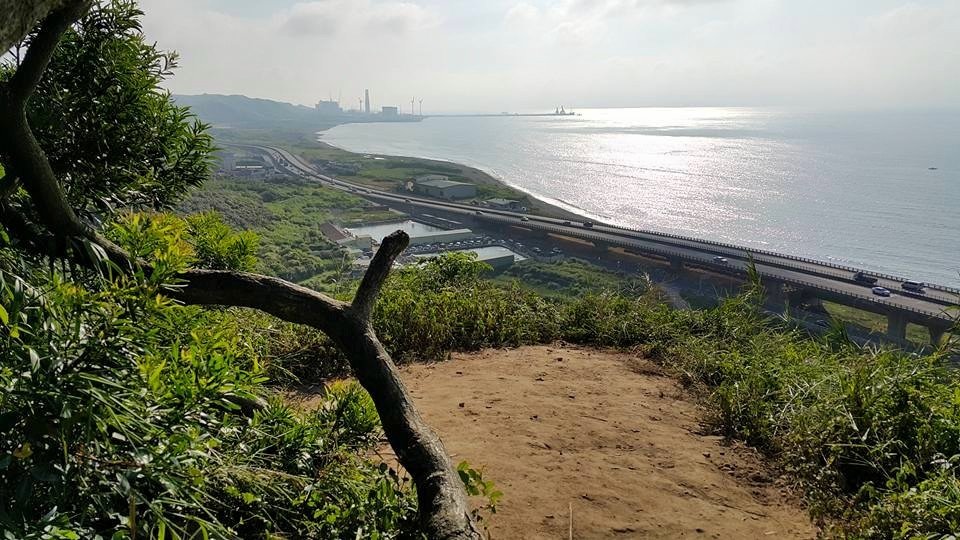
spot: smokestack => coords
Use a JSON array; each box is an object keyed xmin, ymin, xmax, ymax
[{"xmin": 364, "ymin": 89, "xmax": 370, "ymax": 114}]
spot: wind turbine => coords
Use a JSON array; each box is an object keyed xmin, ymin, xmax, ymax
[
  {"xmin": 411, "ymin": 97, "xmax": 415, "ymax": 116},
  {"xmin": 418, "ymin": 98, "xmax": 423, "ymax": 117}
]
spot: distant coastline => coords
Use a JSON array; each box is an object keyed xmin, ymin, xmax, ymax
[{"xmin": 311, "ymin": 132, "xmax": 586, "ymax": 222}]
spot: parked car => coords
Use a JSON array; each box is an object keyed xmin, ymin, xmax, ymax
[
  {"xmin": 872, "ymin": 286, "xmax": 891, "ymax": 297},
  {"xmin": 901, "ymin": 280, "xmax": 925, "ymax": 293},
  {"xmin": 853, "ymin": 271, "xmax": 878, "ymax": 285},
  {"xmin": 712, "ymin": 256, "xmax": 729, "ymax": 264}
]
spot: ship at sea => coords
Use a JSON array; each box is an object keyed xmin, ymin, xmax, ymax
[{"xmin": 553, "ymin": 105, "xmax": 578, "ymax": 116}]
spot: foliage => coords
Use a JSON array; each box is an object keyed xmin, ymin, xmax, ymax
[
  {"xmin": 2, "ymin": 0, "xmax": 214, "ymax": 217},
  {"xmin": 374, "ymin": 253, "xmax": 559, "ymax": 362},
  {"xmin": 177, "ymin": 174, "xmax": 389, "ymax": 282},
  {"xmin": 0, "ymin": 234, "xmax": 418, "ymax": 539},
  {"xmin": 496, "ymin": 258, "xmax": 649, "ymax": 298},
  {"xmin": 457, "ymin": 461, "xmax": 503, "ymax": 529},
  {"xmin": 105, "ymin": 211, "xmax": 259, "ymax": 272}
]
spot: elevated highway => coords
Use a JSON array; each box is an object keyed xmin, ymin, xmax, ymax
[{"xmin": 246, "ymin": 144, "xmax": 957, "ymax": 343}]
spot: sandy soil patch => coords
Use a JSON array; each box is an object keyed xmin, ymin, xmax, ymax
[{"xmin": 394, "ymin": 345, "xmax": 816, "ymax": 539}]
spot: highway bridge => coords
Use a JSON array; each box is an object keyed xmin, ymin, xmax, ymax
[{"xmin": 244, "ymin": 144, "xmax": 956, "ymax": 344}]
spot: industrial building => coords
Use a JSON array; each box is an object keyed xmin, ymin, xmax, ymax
[
  {"xmin": 485, "ymin": 198, "xmax": 522, "ymax": 211},
  {"xmin": 412, "ymin": 175, "xmax": 477, "ymax": 200},
  {"xmin": 315, "ymin": 100, "xmax": 342, "ymax": 115},
  {"xmin": 381, "ymin": 106, "xmax": 399, "ymax": 117},
  {"xmin": 406, "ymin": 229, "xmax": 475, "ymax": 246}
]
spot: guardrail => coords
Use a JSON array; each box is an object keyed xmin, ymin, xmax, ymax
[
  {"xmin": 486, "ymin": 215, "xmax": 951, "ymax": 321},
  {"xmin": 593, "ymin": 217, "xmax": 960, "ymax": 296},
  {"xmin": 263, "ymin": 144, "xmax": 960, "ymax": 299}
]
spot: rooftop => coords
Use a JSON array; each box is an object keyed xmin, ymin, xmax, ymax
[{"xmin": 415, "ymin": 175, "xmax": 473, "ymax": 189}]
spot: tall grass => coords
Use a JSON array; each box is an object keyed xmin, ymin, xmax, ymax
[{"xmin": 258, "ymin": 253, "xmax": 960, "ymax": 537}]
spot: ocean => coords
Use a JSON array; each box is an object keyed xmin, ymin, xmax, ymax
[{"xmin": 321, "ymin": 108, "xmax": 960, "ymax": 287}]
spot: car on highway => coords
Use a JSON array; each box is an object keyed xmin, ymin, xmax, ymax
[
  {"xmin": 520, "ymin": 216, "xmax": 530, "ymax": 221},
  {"xmin": 582, "ymin": 221, "xmax": 594, "ymax": 228},
  {"xmin": 853, "ymin": 271, "xmax": 878, "ymax": 285},
  {"xmin": 901, "ymin": 280, "xmax": 925, "ymax": 293},
  {"xmin": 563, "ymin": 221, "xmax": 572, "ymax": 226},
  {"xmin": 712, "ymin": 256, "xmax": 729, "ymax": 264},
  {"xmin": 475, "ymin": 210, "xmax": 483, "ymax": 215},
  {"xmin": 872, "ymin": 286, "xmax": 891, "ymax": 297}
]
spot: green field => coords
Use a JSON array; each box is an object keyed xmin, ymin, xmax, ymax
[{"xmin": 179, "ymin": 174, "xmax": 396, "ymax": 284}]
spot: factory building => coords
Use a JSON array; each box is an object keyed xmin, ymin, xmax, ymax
[
  {"xmin": 485, "ymin": 198, "xmax": 522, "ymax": 211},
  {"xmin": 315, "ymin": 100, "xmax": 342, "ymax": 115},
  {"xmin": 412, "ymin": 175, "xmax": 477, "ymax": 200},
  {"xmin": 381, "ymin": 106, "xmax": 399, "ymax": 117}
]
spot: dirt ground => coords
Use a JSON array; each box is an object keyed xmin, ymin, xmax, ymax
[{"xmin": 392, "ymin": 345, "xmax": 816, "ymax": 539}]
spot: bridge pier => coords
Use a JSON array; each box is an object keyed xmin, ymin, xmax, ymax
[
  {"xmin": 887, "ymin": 312, "xmax": 908, "ymax": 341},
  {"xmin": 928, "ymin": 324, "xmax": 951, "ymax": 347}
]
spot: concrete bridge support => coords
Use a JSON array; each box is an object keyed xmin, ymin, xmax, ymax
[
  {"xmin": 928, "ymin": 323, "xmax": 952, "ymax": 347},
  {"xmin": 887, "ymin": 312, "xmax": 908, "ymax": 341}
]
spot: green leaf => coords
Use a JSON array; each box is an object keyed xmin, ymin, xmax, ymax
[{"xmin": 0, "ymin": 304, "xmax": 8, "ymax": 326}]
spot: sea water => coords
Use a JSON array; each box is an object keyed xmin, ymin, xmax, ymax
[{"xmin": 323, "ymin": 108, "xmax": 960, "ymax": 286}]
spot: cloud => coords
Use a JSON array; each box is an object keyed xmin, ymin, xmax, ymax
[
  {"xmin": 504, "ymin": 2, "xmax": 540, "ymax": 26},
  {"xmin": 279, "ymin": 1, "xmax": 440, "ymax": 36},
  {"xmin": 139, "ymin": 0, "xmax": 960, "ymax": 112}
]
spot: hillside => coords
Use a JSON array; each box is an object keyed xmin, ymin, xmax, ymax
[{"xmin": 173, "ymin": 93, "xmax": 340, "ymax": 130}]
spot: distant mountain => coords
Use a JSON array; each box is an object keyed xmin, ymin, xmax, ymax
[{"xmin": 173, "ymin": 94, "xmax": 330, "ymax": 129}]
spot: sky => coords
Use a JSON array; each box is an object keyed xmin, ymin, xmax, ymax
[{"xmin": 139, "ymin": 0, "xmax": 960, "ymax": 113}]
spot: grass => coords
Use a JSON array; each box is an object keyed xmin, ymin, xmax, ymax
[
  {"xmin": 178, "ymin": 174, "xmax": 396, "ymax": 283},
  {"xmin": 822, "ymin": 300, "xmax": 938, "ymax": 344},
  {"xmin": 492, "ymin": 258, "xmax": 648, "ymax": 298}
]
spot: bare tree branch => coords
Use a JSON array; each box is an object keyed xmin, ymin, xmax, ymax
[{"xmin": 351, "ymin": 230, "xmax": 409, "ymax": 321}]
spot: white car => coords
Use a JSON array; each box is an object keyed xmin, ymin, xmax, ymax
[
  {"xmin": 871, "ymin": 286, "xmax": 891, "ymax": 297},
  {"xmin": 712, "ymin": 256, "xmax": 729, "ymax": 265}
]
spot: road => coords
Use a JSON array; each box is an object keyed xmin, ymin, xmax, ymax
[{"xmin": 248, "ymin": 144, "xmax": 956, "ymax": 323}]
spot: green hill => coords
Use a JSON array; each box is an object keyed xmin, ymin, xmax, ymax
[{"xmin": 173, "ymin": 93, "xmax": 340, "ymax": 130}]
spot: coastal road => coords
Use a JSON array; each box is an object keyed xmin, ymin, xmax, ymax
[{"xmin": 250, "ymin": 144, "xmax": 956, "ymax": 323}]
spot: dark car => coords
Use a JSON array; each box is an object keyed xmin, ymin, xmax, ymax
[{"xmin": 853, "ymin": 271, "xmax": 878, "ymax": 285}]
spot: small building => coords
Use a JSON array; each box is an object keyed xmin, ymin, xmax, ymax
[
  {"xmin": 485, "ymin": 198, "xmax": 521, "ymax": 211},
  {"xmin": 382, "ymin": 106, "xmax": 399, "ymax": 117},
  {"xmin": 337, "ymin": 234, "xmax": 373, "ymax": 250},
  {"xmin": 406, "ymin": 229, "xmax": 475, "ymax": 246},
  {"xmin": 412, "ymin": 175, "xmax": 477, "ymax": 200}
]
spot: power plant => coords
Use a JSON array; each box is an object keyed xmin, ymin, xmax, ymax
[{"xmin": 314, "ymin": 88, "xmax": 423, "ymax": 122}]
